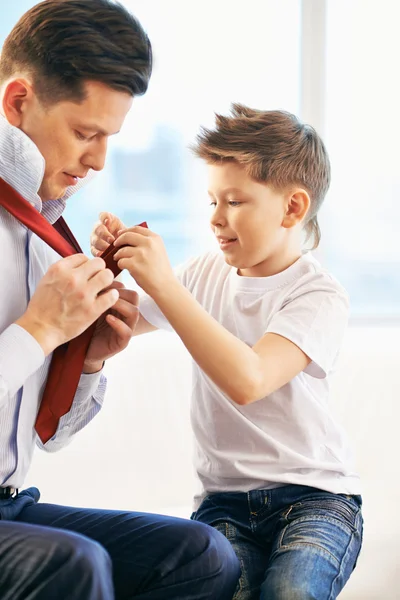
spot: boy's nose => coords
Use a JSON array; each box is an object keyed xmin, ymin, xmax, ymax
[{"xmin": 210, "ymin": 208, "xmax": 227, "ymax": 228}]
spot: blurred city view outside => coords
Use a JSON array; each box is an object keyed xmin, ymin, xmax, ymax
[{"xmin": 1, "ymin": 0, "xmax": 398, "ymax": 318}]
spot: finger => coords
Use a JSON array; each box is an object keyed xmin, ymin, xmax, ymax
[
  {"xmin": 108, "ymin": 280, "xmax": 126, "ymax": 291},
  {"xmin": 114, "ymin": 231, "xmax": 146, "ymax": 248},
  {"xmin": 95, "ymin": 280, "xmax": 126, "ymax": 295},
  {"xmin": 99, "ymin": 212, "xmax": 125, "ymax": 236},
  {"xmin": 122, "ymin": 225, "xmax": 153, "ymax": 236},
  {"xmin": 88, "ymin": 267, "xmax": 115, "ymax": 296},
  {"xmin": 113, "ymin": 246, "xmax": 137, "ymax": 261},
  {"xmin": 90, "ymin": 239, "xmax": 110, "ymax": 257},
  {"xmin": 59, "ymin": 253, "xmax": 89, "ymax": 269},
  {"xmin": 112, "ymin": 294, "xmax": 139, "ymax": 316},
  {"xmin": 76, "ymin": 257, "xmax": 107, "ymax": 281},
  {"xmin": 117, "ymin": 258, "xmax": 139, "ymax": 274},
  {"xmin": 111, "ymin": 298, "xmax": 140, "ymax": 328},
  {"xmin": 93, "ymin": 222, "xmax": 115, "ymax": 244},
  {"xmin": 95, "ymin": 288, "xmax": 120, "ymax": 314},
  {"xmin": 117, "ymin": 289, "xmax": 139, "ymax": 306},
  {"xmin": 105, "ymin": 313, "xmax": 135, "ymax": 340},
  {"xmin": 99, "ymin": 212, "xmax": 115, "ymax": 226},
  {"xmin": 117, "ymin": 225, "xmax": 157, "ymax": 245}
]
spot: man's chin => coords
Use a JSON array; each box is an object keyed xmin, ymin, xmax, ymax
[{"xmin": 38, "ymin": 184, "xmax": 68, "ymax": 202}]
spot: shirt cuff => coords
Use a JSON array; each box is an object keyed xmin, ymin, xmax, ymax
[
  {"xmin": 0, "ymin": 324, "xmax": 45, "ymax": 396},
  {"xmin": 77, "ymin": 370, "xmax": 104, "ymax": 401}
]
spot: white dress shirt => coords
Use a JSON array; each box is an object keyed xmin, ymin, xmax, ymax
[{"xmin": 0, "ymin": 115, "xmax": 106, "ymax": 488}]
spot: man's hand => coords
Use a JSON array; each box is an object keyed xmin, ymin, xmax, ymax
[
  {"xmin": 90, "ymin": 212, "xmax": 126, "ymax": 257},
  {"xmin": 83, "ymin": 281, "xmax": 140, "ymax": 372},
  {"xmin": 16, "ymin": 254, "xmax": 119, "ymax": 356},
  {"xmin": 113, "ymin": 226, "xmax": 176, "ymax": 297}
]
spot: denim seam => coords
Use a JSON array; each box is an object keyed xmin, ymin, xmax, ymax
[{"xmin": 327, "ymin": 513, "xmax": 359, "ymax": 600}]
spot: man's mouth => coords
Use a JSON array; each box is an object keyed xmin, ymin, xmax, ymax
[{"xmin": 63, "ymin": 173, "xmax": 79, "ymax": 186}]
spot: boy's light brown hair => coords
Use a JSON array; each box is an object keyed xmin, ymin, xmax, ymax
[{"xmin": 192, "ymin": 103, "xmax": 330, "ymax": 249}]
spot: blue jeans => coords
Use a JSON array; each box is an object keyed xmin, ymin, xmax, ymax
[
  {"xmin": 0, "ymin": 487, "xmax": 240, "ymax": 599},
  {"xmin": 192, "ymin": 485, "xmax": 363, "ymax": 600}
]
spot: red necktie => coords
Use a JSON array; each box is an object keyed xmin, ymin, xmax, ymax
[{"xmin": 0, "ymin": 177, "xmax": 144, "ymax": 443}]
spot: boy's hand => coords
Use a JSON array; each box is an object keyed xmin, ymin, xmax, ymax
[
  {"xmin": 90, "ymin": 212, "xmax": 126, "ymax": 257},
  {"xmin": 113, "ymin": 226, "xmax": 176, "ymax": 297}
]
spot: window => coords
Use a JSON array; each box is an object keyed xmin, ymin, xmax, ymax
[
  {"xmin": 3, "ymin": 1, "xmax": 395, "ymax": 317},
  {"xmin": 321, "ymin": 0, "xmax": 400, "ymax": 318},
  {"xmin": 64, "ymin": 0, "xmax": 302, "ymax": 268}
]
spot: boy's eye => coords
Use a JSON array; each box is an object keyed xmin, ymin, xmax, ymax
[
  {"xmin": 228, "ymin": 201, "xmax": 241, "ymax": 206},
  {"xmin": 209, "ymin": 201, "xmax": 217, "ymax": 207}
]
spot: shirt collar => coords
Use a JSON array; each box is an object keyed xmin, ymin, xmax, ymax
[{"xmin": 0, "ymin": 114, "xmax": 94, "ymax": 224}]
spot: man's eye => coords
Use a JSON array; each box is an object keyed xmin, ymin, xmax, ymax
[
  {"xmin": 228, "ymin": 201, "xmax": 241, "ymax": 206},
  {"xmin": 75, "ymin": 131, "xmax": 89, "ymax": 141},
  {"xmin": 209, "ymin": 201, "xmax": 217, "ymax": 207}
]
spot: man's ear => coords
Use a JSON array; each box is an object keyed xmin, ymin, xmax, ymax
[
  {"xmin": 2, "ymin": 78, "xmax": 34, "ymax": 127},
  {"xmin": 281, "ymin": 189, "xmax": 311, "ymax": 229}
]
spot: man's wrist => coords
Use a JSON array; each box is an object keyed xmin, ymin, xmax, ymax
[
  {"xmin": 15, "ymin": 315, "xmax": 62, "ymax": 356},
  {"xmin": 82, "ymin": 360, "xmax": 104, "ymax": 374}
]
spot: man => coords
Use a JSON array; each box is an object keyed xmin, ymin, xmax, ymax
[{"xmin": 0, "ymin": 1, "xmax": 240, "ymax": 599}]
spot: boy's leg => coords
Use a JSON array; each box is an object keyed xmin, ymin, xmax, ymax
[
  {"xmin": 17, "ymin": 501, "xmax": 240, "ymax": 600},
  {"xmin": 0, "ymin": 519, "xmax": 113, "ymax": 599},
  {"xmin": 260, "ymin": 494, "xmax": 363, "ymax": 600}
]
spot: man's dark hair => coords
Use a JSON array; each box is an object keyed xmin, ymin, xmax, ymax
[{"xmin": 0, "ymin": 0, "xmax": 152, "ymax": 103}]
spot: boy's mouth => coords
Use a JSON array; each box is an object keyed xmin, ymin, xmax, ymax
[{"xmin": 217, "ymin": 236, "xmax": 238, "ymax": 249}]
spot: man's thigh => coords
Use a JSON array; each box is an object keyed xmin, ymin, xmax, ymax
[
  {"xmin": 18, "ymin": 501, "xmax": 239, "ymax": 600},
  {"xmin": 261, "ymin": 494, "xmax": 363, "ymax": 600}
]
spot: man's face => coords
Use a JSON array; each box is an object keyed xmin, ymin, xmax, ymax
[{"xmin": 18, "ymin": 81, "xmax": 133, "ymax": 201}]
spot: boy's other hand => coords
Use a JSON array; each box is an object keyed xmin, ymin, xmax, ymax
[{"xmin": 90, "ymin": 212, "xmax": 126, "ymax": 257}]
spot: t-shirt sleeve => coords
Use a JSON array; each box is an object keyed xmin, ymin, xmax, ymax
[
  {"xmin": 138, "ymin": 255, "xmax": 199, "ymax": 331},
  {"xmin": 266, "ymin": 279, "xmax": 350, "ymax": 379}
]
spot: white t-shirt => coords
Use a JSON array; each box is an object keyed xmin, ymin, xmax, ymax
[{"xmin": 139, "ymin": 252, "xmax": 361, "ymax": 509}]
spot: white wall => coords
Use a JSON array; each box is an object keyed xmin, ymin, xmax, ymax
[{"xmin": 26, "ymin": 327, "xmax": 400, "ymax": 599}]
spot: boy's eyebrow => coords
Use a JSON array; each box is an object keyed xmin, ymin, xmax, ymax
[{"xmin": 207, "ymin": 187, "xmax": 246, "ymax": 197}]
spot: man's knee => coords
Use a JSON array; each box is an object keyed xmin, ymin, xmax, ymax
[
  {"xmin": 0, "ymin": 524, "xmax": 112, "ymax": 599},
  {"xmin": 184, "ymin": 520, "xmax": 241, "ymax": 596},
  {"xmin": 40, "ymin": 530, "xmax": 113, "ymax": 599},
  {"xmin": 58, "ymin": 531, "xmax": 112, "ymax": 580}
]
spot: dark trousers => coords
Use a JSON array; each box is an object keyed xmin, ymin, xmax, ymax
[{"xmin": 0, "ymin": 488, "xmax": 240, "ymax": 600}]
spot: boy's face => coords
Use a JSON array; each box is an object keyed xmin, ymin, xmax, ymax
[
  {"xmin": 11, "ymin": 80, "xmax": 133, "ymax": 201},
  {"xmin": 208, "ymin": 162, "xmax": 295, "ymax": 276}
]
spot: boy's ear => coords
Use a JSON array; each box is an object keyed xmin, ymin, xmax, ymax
[{"xmin": 281, "ymin": 189, "xmax": 311, "ymax": 229}]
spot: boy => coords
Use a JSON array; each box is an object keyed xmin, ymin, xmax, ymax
[{"xmin": 92, "ymin": 104, "xmax": 363, "ymax": 600}]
